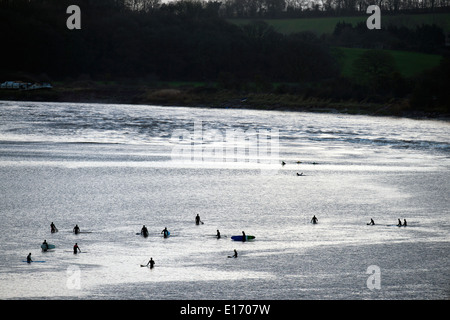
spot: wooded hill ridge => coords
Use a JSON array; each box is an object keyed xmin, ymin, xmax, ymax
[{"xmin": 0, "ymin": 0, "xmax": 449, "ymax": 117}]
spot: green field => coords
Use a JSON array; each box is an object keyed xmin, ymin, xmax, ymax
[
  {"xmin": 334, "ymin": 47, "xmax": 443, "ymax": 78},
  {"xmin": 231, "ymin": 14, "xmax": 446, "ymax": 79},
  {"xmin": 230, "ymin": 13, "xmax": 450, "ymax": 35}
]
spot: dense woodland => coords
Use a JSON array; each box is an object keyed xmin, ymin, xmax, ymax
[{"xmin": 0, "ymin": 0, "xmax": 449, "ymax": 114}]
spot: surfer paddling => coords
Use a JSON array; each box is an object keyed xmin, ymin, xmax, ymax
[{"xmin": 228, "ymin": 249, "xmax": 238, "ymax": 258}]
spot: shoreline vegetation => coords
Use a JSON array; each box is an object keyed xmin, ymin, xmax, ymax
[
  {"xmin": 1, "ymin": 1, "xmax": 449, "ymax": 120},
  {"xmin": 1, "ymin": 80, "xmax": 449, "ymax": 120}
]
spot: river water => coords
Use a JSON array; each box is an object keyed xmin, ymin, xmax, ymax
[{"xmin": 0, "ymin": 101, "xmax": 448, "ymax": 300}]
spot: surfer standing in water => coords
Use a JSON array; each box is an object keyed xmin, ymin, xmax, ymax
[
  {"xmin": 242, "ymin": 231, "xmax": 246, "ymax": 242},
  {"xmin": 147, "ymin": 257, "xmax": 155, "ymax": 269},
  {"xmin": 195, "ymin": 214, "xmax": 203, "ymax": 225},
  {"xmin": 216, "ymin": 230, "xmax": 221, "ymax": 239},
  {"xmin": 27, "ymin": 253, "xmax": 32, "ymax": 263},
  {"xmin": 311, "ymin": 215, "xmax": 318, "ymax": 224},
  {"xmin": 141, "ymin": 225, "xmax": 149, "ymax": 237},
  {"xmin": 161, "ymin": 227, "xmax": 169, "ymax": 238},
  {"xmin": 50, "ymin": 222, "xmax": 58, "ymax": 233},
  {"xmin": 73, "ymin": 224, "xmax": 80, "ymax": 234},
  {"xmin": 73, "ymin": 243, "xmax": 81, "ymax": 254}
]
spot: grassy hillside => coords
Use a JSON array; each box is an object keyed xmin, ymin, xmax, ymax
[
  {"xmin": 334, "ymin": 47, "xmax": 443, "ymax": 78},
  {"xmin": 231, "ymin": 14, "xmax": 446, "ymax": 80},
  {"xmin": 229, "ymin": 13, "xmax": 450, "ymax": 35}
]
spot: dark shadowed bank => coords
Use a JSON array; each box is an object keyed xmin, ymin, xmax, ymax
[
  {"xmin": 0, "ymin": 0, "xmax": 449, "ymax": 119},
  {"xmin": 1, "ymin": 81, "xmax": 449, "ymax": 120}
]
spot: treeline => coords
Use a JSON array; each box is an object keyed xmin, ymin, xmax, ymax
[
  {"xmin": 220, "ymin": 0, "xmax": 450, "ymax": 18},
  {"xmin": 3, "ymin": 0, "xmax": 448, "ymax": 19}
]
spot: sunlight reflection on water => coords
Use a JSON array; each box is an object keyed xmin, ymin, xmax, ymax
[{"xmin": 0, "ymin": 101, "xmax": 448, "ymax": 299}]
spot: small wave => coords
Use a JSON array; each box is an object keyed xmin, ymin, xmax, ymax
[
  {"xmin": 301, "ymin": 133, "xmax": 450, "ymax": 153},
  {"xmin": 64, "ymin": 141, "xmax": 124, "ymax": 145}
]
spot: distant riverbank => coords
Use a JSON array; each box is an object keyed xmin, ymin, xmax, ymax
[{"xmin": 1, "ymin": 81, "xmax": 448, "ymax": 120}]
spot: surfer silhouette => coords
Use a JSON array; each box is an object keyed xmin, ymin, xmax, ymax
[
  {"xmin": 73, "ymin": 243, "xmax": 81, "ymax": 254},
  {"xmin": 311, "ymin": 215, "xmax": 318, "ymax": 224},
  {"xmin": 141, "ymin": 225, "xmax": 149, "ymax": 237},
  {"xmin": 403, "ymin": 219, "xmax": 407, "ymax": 226},
  {"xmin": 242, "ymin": 231, "xmax": 246, "ymax": 242},
  {"xmin": 73, "ymin": 224, "xmax": 80, "ymax": 234},
  {"xmin": 27, "ymin": 253, "xmax": 32, "ymax": 263},
  {"xmin": 228, "ymin": 249, "xmax": 238, "ymax": 258},
  {"xmin": 147, "ymin": 257, "xmax": 155, "ymax": 268},
  {"xmin": 195, "ymin": 214, "xmax": 203, "ymax": 225},
  {"xmin": 42, "ymin": 240, "xmax": 49, "ymax": 251},
  {"xmin": 397, "ymin": 219, "xmax": 402, "ymax": 226},
  {"xmin": 50, "ymin": 222, "xmax": 57, "ymax": 233},
  {"xmin": 161, "ymin": 227, "xmax": 169, "ymax": 238},
  {"xmin": 216, "ymin": 230, "xmax": 221, "ymax": 239},
  {"xmin": 368, "ymin": 218, "xmax": 375, "ymax": 225}
]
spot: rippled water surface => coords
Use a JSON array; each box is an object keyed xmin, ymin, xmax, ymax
[{"xmin": 0, "ymin": 101, "xmax": 448, "ymax": 299}]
